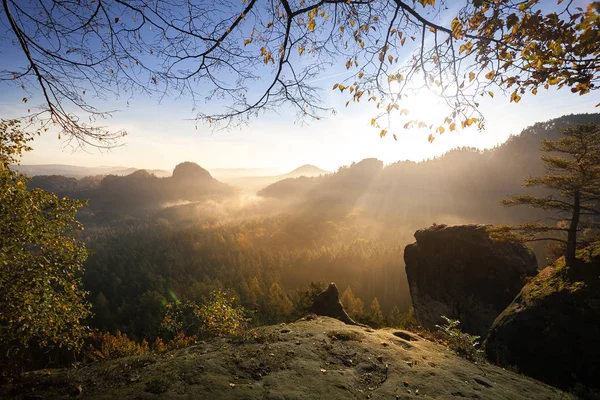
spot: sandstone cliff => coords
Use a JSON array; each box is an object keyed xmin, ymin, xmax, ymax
[{"xmin": 404, "ymin": 224, "xmax": 538, "ymax": 337}]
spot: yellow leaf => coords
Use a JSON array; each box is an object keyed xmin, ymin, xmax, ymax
[
  {"xmin": 469, "ymin": 71, "xmax": 475, "ymax": 82},
  {"xmin": 451, "ymin": 18, "xmax": 462, "ymax": 38},
  {"xmin": 358, "ymin": 71, "xmax": 364, "ymax": 79},
  {"xmin": 332, "ymin": 83, "xmax": 339, "ymax": 90},
  {"xmin": 548, "ymin": 77, "xmax": 560, "ymax": 85},
  {"xmin": 350, "ymin": 20, "xmax": 355, "ymax": 27},
  {"xmin": 388, "ymin": 54, "xmax": 393, "ymax": 64},
  {"xmin": 308, "ymin": 18, "xmax": 316, "ymax": 32},
  {"xmin": 485, "ymin": 71, "xmax": 495, "ymax": 80},
  {"xmin": 449, "ymin": 122, "xmax": 456, "ymax": 131},
  {"xmin": 244, "ymin": 39, "xmax": 252, "ymax": 46},
  {"xmin": 428, "ymin": 134, "xmax": 434, "ymax": 143},
  {"xmin": 532, "ymin": 88, "xmax": 538, "ymax": 95},
  {"xmin": 438, "ymin": 126, "xmax": 445, "ymax": 134},
  {"xmin": 371, "ymin": 118, "xmax": 376, "ymax": 126},
  {"xmin": 298, "ymin": 47, "xmax": 304, "ymax": 55},
  {"xmin": 380, "ymin": 129, "xmax": 387, "ymax": 138},
  {"xmin": 510, "ymin": 91, "xmax": 521, "ymax": 103},
  {"xmin": 488, "ymin": 91, "xmax": 494, "ymax": 98},
  {"xmin": 429, "ymin": 27, "xmax": 436, "ymax": 33}
]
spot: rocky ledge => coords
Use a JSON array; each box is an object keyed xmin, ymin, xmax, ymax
[{"xmin": 5, "ymin": 317, "xmax": 571, "ymax": 400}]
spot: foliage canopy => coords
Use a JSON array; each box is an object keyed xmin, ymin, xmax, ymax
[
  {"xmin": 1, "ymin": 0, "xmax": 599, "ymax": 145},
  {"xmin": 0, "ymin": 120, "xmax": 90, "ymax": 373}
]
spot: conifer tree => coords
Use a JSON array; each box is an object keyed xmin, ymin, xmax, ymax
[
  {"xmin": 340, "ymin": 286, "xmax": 365, "ymax": 319},
  {"xmin": 369, "ymin": 297, "xmax": 384, "ymax": 327},
  {"xmin": 493, "ymin": 123, "xmax": 600, "ymax": 267}
]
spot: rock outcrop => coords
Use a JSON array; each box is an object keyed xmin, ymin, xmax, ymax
[
  {"xmin": 404, "ymin": 224, "xmax": 538, "ymax": 337},
  {"xmin": 485, "ymin": 258, "xmax": 600, "ymax": 395},
  {"xmin": 7, "ymin": 317, "xmax": 572, "ymax": 399},
  {"xmin": 309, "ymin": 283, "xmax": 362, "ymax": 326}
]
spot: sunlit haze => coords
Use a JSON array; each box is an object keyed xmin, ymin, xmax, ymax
[{"xmin": 2, "ymin": 82, "xmax": 597, "ymax": 173}]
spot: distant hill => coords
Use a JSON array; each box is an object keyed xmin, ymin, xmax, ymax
[
  {"xmin": 258, "ymin": 113, "xmax": 600, "ymax": 228},
  {"xmin": 216, "ymin": 164, "xmax": 329, "ymax": 192},
  {"xmin": 28, "ymin": 162, "xmax": 236, "ymax": 216},
  {"xmin": 14, "ymin": 164, "xmax": 171, "ymax": 178},
  {"xmin": 284, "ymin": 164, "xmax": 329, "ymax": 178}
]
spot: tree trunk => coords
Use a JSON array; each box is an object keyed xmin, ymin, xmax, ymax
[{"xmin": 566, "ymin": 190, "xmax": 580, "ymax": 267}]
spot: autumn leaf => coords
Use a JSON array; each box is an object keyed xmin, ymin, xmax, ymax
[
  {"xmin": 451, "ymin": 18, "xmax": 462, "ymax": 38},
  {"xmin": 469, "ymin": 71, "xmax": 475, "ymax": 82},
  {"xmin": 380, "ymin": 129, "xmax": 387, "ymax": 138},
  {"xmin": 485, "ymin": 71, "xmax": 495, "ymax": 80},
  {"xmin": 510, "ymin": 91, "xmax": 522, "ymax": 103},
  {"xmin": 298, "ymin": 47, "xmax": 304, "ymax": 56}
]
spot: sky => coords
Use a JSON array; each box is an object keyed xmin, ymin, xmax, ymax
[{"xmin": 1, "ymin": 1, "xmax": 599, "ymax": 174}]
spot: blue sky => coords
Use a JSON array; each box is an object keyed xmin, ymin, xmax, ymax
[{"xmin": 1, "ymin": 0, "xmax": 598, "ymax": 173}]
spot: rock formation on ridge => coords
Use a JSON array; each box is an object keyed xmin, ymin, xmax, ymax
[{"xmin": 404, "ymin": 224, "xmax": 538, "ymax": 337}]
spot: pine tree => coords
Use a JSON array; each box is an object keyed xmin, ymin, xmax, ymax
[
  {"xmin": 369, "ymin": 297, "xmax": 384, "ymax": 327},
  {"xmin": 267, "ymin": 282, "xmax": 293, "ymax": 322},
  {"xmin": 340, "ymin": 286, "xmax": 364, "ymax": 318},
  {"xmin": 387, "ymin": 306, "xmax": 404, "ymax": 328},
  {"xmin": 492, "ymin": 123, "xmax": 600, "ymax": 267}
]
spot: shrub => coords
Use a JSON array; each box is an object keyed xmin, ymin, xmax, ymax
[
  {"xmin": 166, "ymin": 332, "xmax": 197, "ymax": 351},
  {"xmin": 84, "ymin": 331, "xmax": 149, "ymax": 362},
  {"xmin": 435, "ymin": 316, "xmax": 485, "ymax": 363},
  {"xmin": 161, "ymin": 289, "xmax": 248, "ymax": 340}
]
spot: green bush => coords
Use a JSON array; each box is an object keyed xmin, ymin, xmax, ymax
[
  {"xmin": 1, "ymin": 120, "xmax": 91, "ymax": 378},
  {"xmin": 161, "ymin": 289, "xmax": 248, "ymax": 339},
  {"xmin": 436, "ymin": 316, "xmax": 485, "ymax": 363}
]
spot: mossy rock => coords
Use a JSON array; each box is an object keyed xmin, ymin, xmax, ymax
[{"xmin": 485, "ymin": 258, "xmax": 600, "ymax": 396}]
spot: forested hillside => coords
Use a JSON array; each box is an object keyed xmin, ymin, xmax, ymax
[
  {"xmin": 22, "ymin": 113, "xmax": 600, "ymax": 348},
  {"xmin": 260, "ymin": 113, "xmax": 600, "ymax": 231}
]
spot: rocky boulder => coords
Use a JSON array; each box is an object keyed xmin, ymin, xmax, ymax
[
  {"xmin": 309, "ymin": 283, "xmax": 362, "ymax": 326},
  {"xmin": 404, "ymin": 224, "xmax": 538, "ymax": 337},
  {"xmin": 485, "ymin": 258, "xmax": 600, "ymax": 395}
]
